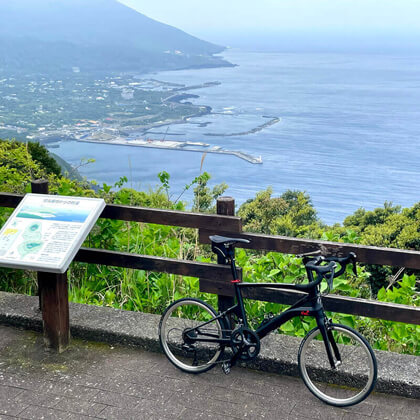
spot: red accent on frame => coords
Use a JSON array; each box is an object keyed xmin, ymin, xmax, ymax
[
  {"xmin": 300, "ymin": 310, "xmax": 310, "ymax": 316},
  {"xmin": 231, "ymin": 279, "xmax": 241, "ymax": 283}
]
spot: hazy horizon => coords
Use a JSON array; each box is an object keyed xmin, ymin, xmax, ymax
[{"xmin": 120, "ymin": 0, "xmax": 420, "ymax": 53}]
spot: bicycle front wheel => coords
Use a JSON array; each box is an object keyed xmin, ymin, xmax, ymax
[
  {"xmin": 159, "ymin": 298, "xmax": 225, "ymax": 373},
  {"xmin": 298, "ymin": 323, "xmax": 377, "ymax": 407}
]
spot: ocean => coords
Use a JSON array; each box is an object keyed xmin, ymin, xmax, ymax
[{"xmin": 54, "ymin": 49, "xmax": 420, "ymax": 224}]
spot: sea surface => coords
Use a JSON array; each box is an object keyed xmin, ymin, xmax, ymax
[{"xmin": 54, "ymin": 50, "xmax": 420, "ymax": 224}]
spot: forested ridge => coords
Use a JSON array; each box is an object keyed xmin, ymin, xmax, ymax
[{"xmin": 0, "ymin": 0, "xmax": 232, "ymax": 73}]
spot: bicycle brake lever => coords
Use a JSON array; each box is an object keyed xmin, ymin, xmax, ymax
[
  {"xmin": 326, "ymin": 263, "xmax": 337, "ymax": 289},
  {"xmin": 349, "ymin": 252, "xmax": 357, "ymax": 275}
]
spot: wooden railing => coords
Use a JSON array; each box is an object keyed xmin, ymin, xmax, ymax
[{"xmin": 0, "ymin": 184, "xmax": 419, "ymax": 351}]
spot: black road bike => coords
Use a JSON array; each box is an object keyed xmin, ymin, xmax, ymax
[{"xmin": 159, "ymin": 235, "xmax": 377, "ymax": 407}]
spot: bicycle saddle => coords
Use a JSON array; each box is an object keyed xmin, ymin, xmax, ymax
[{"xmin": 209, "ymin": 235, "xmax": 250, "ymax": 246}]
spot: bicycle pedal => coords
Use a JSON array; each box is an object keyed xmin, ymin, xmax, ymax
[{"xmin": 221, "ymin": 361, "xmax": 231, "ymax": 375}]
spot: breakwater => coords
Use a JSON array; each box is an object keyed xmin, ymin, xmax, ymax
[
  {"xmin": 204, "ymin": 116, "xmax": 280, "ymax": 137},
  {"xmin": 77, "ymin": 137, "xmax": 262, "ymax": 164}
]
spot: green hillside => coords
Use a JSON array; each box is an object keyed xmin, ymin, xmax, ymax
[{"xmin": 0, "ymin": 0, "xmax": 233, "ymax": 73}]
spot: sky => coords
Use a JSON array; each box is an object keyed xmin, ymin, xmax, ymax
[{"xmin": 119, "ymin": 0, "xmax": 420, "ymax": 49}]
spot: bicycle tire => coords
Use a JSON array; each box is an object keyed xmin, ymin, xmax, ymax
[
  {"xmin": 298, "ymin": 323, "xmax": 377, "ymax": 407},
  {"xmin": 159, "ymin": 298, "xmax": 225, "ymax": 373}
]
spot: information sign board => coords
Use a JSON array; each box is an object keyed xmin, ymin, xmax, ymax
[{"xmin": 0, "ymin": 194, "xmax": 105, "ymax": 273}]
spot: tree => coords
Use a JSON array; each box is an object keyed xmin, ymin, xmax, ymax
[
  {"xmin": 192, "ymin": 172, "xmax": 228, "ymax": 213},
  {"xmin": 238, "ymin": 188, "xmax": 320, "ymax": 236},
  {"xmin": 343, "ymin": 202, "xmax": 400, "ymax": 228},
  {"xmin": 343, "ymin": 202, "xmax": 420, "ymax": 251},
  {"xmin": 238, "ymin": 188, "xmax": 287, "ymax": 234},
  {"xmin": 341, "ymin": 201, "xmax": 420, "ymax": 294},
  {"xmin": 0, "ymin": 139, "xmax": 43, "ymax": 192},
  {"xmin": 280, "ymin": 190, "xmax": 318, "ymax": 227},
  {"xmin": 27, "ymin": 142, "xmax": 61, "ymax": 176}
]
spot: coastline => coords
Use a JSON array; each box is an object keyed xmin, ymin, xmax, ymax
[
  {"xmin": 49, "ymin": 49, "xmax": 420, "ymax": 224},
  {"xmin": 76, "ymin": 137, "xmax": 263, "ymax": 164}
]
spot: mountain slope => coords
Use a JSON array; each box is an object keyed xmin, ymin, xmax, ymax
[{"xmin": 0, "ymin": 0, "xmax": 232, "ymax": 73}]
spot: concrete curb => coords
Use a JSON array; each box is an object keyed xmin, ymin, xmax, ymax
[{"xmin": 0, "ymin": 291, "xmax": 418, "ymax": 398}]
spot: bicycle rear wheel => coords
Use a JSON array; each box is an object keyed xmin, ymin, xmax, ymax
[
  {"xmin": 159, "ymin": 298, "xmax": 225, "ymax": 373},
  {"xmin": 298, "ymin": 323, "xmax": 377, "ymax": 407}
]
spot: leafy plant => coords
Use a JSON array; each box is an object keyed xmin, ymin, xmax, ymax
[{"xmin": 0, "ymin": 137, "xmax": 418, "ymax": 356}]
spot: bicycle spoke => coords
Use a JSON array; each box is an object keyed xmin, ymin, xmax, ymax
[
  {"xmin": 159, "ymin": 299, "xmax": 225, "ymax": 373},
  {"xmin": 298, "ymin": 324, "xmax": 377, "ymax": 407}
]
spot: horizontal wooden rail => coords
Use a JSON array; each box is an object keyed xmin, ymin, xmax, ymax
[
  {"xmin": 199, "ymin": 229, "xmax": 420, "ymax": 270},
  {"xmin": 74, "ymin": 247, "xmax": 237, "ymax": 282},
  {"xmin": 199, "ymin": 279, "xmax": 420, "ymax": 325},
  {"xmin": 0, "ymin": 193, "xmax": 242, "ymax": 232},
  {"xmin": 0, "ymin": 193, "xmax": 22, "ymax": 208},
  {"xmin": 100, "ymin": 204, "xmax": 242, "ymax": 231}
]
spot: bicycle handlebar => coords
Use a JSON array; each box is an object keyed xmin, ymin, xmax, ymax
[
  {"xmin": 323, "ymin": 252, "xmax": 357, "ymax": 276},
  {"xmin": 301, "ymin": 253, "xmax": 357, "ymax": 291}
]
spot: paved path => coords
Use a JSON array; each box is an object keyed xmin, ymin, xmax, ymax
[{"xmin": 0, "ymin": 325, "xmax": 418, "ymax": 420}]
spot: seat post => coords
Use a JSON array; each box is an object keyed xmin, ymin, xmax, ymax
[
  {"xmin": 228, "ymin": 249, "xmax": 239, "ymax": 280},
  {"xmin": 216, "ymin": 197, "xmax": 236, "ymax": 314}
]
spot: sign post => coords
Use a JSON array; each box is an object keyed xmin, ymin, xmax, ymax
[{"xmin": 0, "ymin": 192, "xmax": 105, "ymax": 352}]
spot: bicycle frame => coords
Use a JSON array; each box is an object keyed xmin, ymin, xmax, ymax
[
  {"xmin": 227, "ymin": 252, "xmax": 327, "ymax": 336},
  {"xmin": 186, "ymin": 254, "xmax": 341, "ymax": 369},
  {"xmin": 237, "ymin": 282, "xmax": 324, "ymax": 339}
]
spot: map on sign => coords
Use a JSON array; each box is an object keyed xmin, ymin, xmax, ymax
[{"xmin": 0, "ymin": 194, "xmax": 105, "ymax": 273}]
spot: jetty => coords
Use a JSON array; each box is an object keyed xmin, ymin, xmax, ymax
[
  {"xmin": 77, "ymin": 136, "xmax": 263, "ymax": 164},
  {"xmin": 205, "ymin": 116, "xmax": 280, "ymax": 137}
]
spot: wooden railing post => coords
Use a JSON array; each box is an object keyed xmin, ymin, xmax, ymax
[
  {"xmin": 216, "ymin": 197, "xmax": 236, "ymax": 313},
  {"xmin": 31, "ymin": 180, "xmax": 49, "ymax": 311},
  {"xmin": 30, "ymin": 179, "xmax": 49, "ymax": 195},
  {"xmin": 31, "ymin": 179, "xmax": 69, "ymax": 352},
  {"xmin": 38, "ymin": 271, "xmax": 70, "ymax": 352}
]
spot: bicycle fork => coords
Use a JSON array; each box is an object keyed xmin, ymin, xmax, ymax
[{"xmin": 316, "ymin": 313, "xmax": 342, "ymax": 369}]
